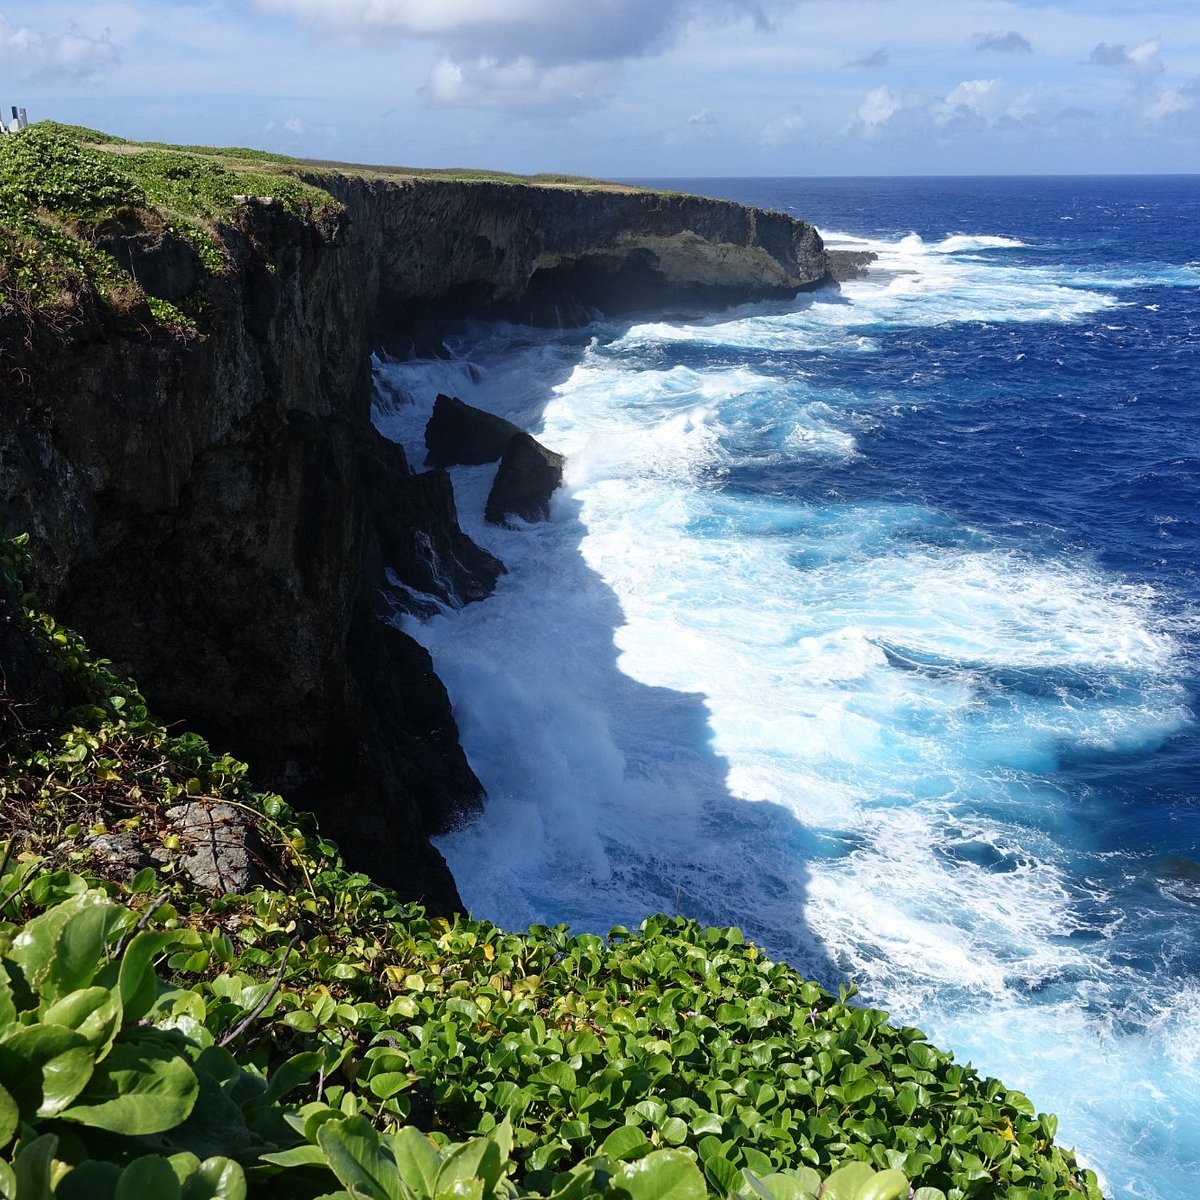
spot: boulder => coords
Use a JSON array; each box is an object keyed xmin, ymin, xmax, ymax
[
  {"xmin": 424, "ymin": 393, "xmax": 522, "ymax": 468},
  {"xmin": 485, "ymin": 433, "xmax": 565, "ymax": 526}
]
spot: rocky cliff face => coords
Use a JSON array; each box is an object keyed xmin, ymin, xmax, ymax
[
  {"xmin": 0, "ymin": 172, "xmax": 835, "ymax": 910},
  {"xmin": 313, "ymin": 177, "xmax": 830, "ymax": 346}
]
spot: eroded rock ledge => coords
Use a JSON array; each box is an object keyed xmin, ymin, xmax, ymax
[{"xmin": 0, "ymin": 172, "xmax": 838, "ymax": 910}]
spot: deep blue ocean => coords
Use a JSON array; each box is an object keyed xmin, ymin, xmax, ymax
[{"xmin": 374, "ymin": 177, "xmax": 1200, "ymax": 1199}]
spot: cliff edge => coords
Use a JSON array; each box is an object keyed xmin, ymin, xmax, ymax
[{"xmin": 0, "ymin": 125, "xmax": 837, "ymax": 908}]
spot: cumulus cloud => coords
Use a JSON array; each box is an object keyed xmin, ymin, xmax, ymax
[
  {"xmin": 846, "ymin": 47, "xmax": 889, "ymax": 68},
  {"xmin": 0, "ymin": 17, "xmax": 121, "ymax": 80},
  {"xmin": 853, "ymin": 77, "xmax": 1031, "ymax": 139},
  {"xmin": 688, "ymin": 108, "xmax": 718, "ymax": 126},
  {"xmin": 256, "ymin": 0, "xmax": 785, "ymax": 65},
  {"xmin": 943, "ymin": 78, "xmax": 997, "ymax": 117},
  {"xmin": 857, "ymin": 86, "xmax": 900, "ymax": 129},
  {"xmin": 1087, "ymin": 39, "xmax": 1164, "ymax": 78},
  {"xmin": 974, "ymin": 31, "xmax": 1031, "ymax": 54},
  {"xmin": 426, "ymin": 55, "xmax": 617, "ymax": 112},
  {"xmin": 760, "ymin": 111, "xmax": 805, "ymax": 146},
  {"xmin": 257, "ymin": 0, "xmax": 795, "ymax": 112}
]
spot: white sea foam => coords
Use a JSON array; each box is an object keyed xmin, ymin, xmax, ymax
[{"xmin": 373, "ymin": 222, "xmax": 1197, "ymax": 1200}]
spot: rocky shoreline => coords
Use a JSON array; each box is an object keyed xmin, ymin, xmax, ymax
[{"xmin": 1, "ymin": 163, "xmax": 851, "ymax": 911}]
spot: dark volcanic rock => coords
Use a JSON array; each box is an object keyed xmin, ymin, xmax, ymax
[
  {"xmin": 360, "ymin": 425, "xmax": 504, "ymax": 614},
  {"xmin": 1, "ymin": 172, "xmax": 839, "ymax": 913},
  {"xmin": 826, "ymin": 249, "xmax": 877, "ymax": 281},
  {"xmin": 89, "ymin": 206, "xmax": 204, "ymax": 304},
  {"xmin": 425, "ymin": 393, "xmax": 522, "ymax": 468},
  {"xmin": 486, "ymin": 433, "xmax": 565, "ymax": 526}
]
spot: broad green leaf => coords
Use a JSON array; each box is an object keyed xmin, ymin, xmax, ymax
[
  {"xmin": 614, "ymin": 1150, "xmax": 706, "ymax": 1200},
  {"xmin": 839, "ymin": 1078, "xmax": 877, "ymax": 1105},
  {"xmin": 660, "ymin": 1117, "xmax": 688, "ymax": 1146},
  {"xmin": 855, "ymin": 1170, "xmax": 910, "ymax": 1200},
  {"xmin": 703, "ymin": 1156, "xmax": 741, "ymax": 1194},
  {"xmin": 488, "ymin": 1119, "xmax": 514, "ymax": 1165},
  {"xmin": 388, "ymin": 1126, "xmax": 440, "ymax": 1196},
  {"xmin": 537, "ymin": 1061, "xmax": 576, "ymax": 1091},
  {"xmin": 168, "ymin": 1154, "xmax": 202, "ymax": 1184},
  {"xmin": 258, "ymin": 1145, "xmax": 328, "ymax": 1169},
  {"xmin": 632, "ymin": 1099, "xmax": 666, "ymax": 1127},
  {"xmin": 114, "ymin": 1156, "xmax": 181, "ymax": 1200},
  {"xmin": 9, "ymin": 896, "xmax": 82, "ymax": 988},
  {"xmin": 11, "ymin": 891, "xmax": 125, "ymax": 1003},
  {"xmin": 602, "ymin": 1126, "xmax": 651, "ymax": 1162},
  {"xmin": 0, "ymin": 1024, "xmax": 94, "ymax": 1117},
  {"xmin": 57, "ymin": 1160, "xmax": 121, "ymax": 1200},
  {"xmin": 317, "ymin": 1115, "xmax": 399, "ymax": 1200},
  {"xmin": 43, "ymin": 987, "xmax": 121, "ymax": 1058},
  {"xmin": 60, "ymin": 1032, "xmax": 199, "ymax": 1135},
  {"xmin": 0, "ymin": 971, "xmax": 16, "ymax": 1028},
  {"xmin": 182, "ymin": 1157, "xmax": 247, "ymax": 1200},
  {"xmin": 910, "ymin": 1189, "xmax": 948, "ymax": 1200},
  {"xmin": 818, "ymin": 1163, "xmax": 877, "ymax": 1200},
  {"xmin": 368, "ymin": 1072, "xmax": 409, "ymax": 1101},
  {"xmin": 436, "ymin": 1135, "xmax": 502, "ymax": 1195},
  {"xmin": 262, "ymin": 1051, "xmax": 323, "ymax": 1104},
  {"xmin": 0, "ymin": 1160, "xmax": 14, "ymax": 1200},
  {"xmin": 0, "ymin": 1083, "xmax": 17, "ymax": 1150},
  {"xmin": 118, "ymin": 931, "xmax": 177, "ymax": 1023},
  {"xmin": 12, "ymin": 1132, "xmax": 57, "ymax": 1200},
  {"xmin": 757, "ymin": 1170, "xmax": 823, "ymax": 1200}
]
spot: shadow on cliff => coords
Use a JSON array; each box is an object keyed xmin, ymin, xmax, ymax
[{"xmin": 373, "ymin": 318, "xmax": 840, "ymax": 988}]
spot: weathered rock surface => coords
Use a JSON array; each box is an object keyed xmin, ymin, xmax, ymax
[
  {"xmin": 486, "ymin": 433, "xmax": 566, "ymax": 526},
  {"xmin": 826, "ymin": 249, "xmax": 877, "ymax": 282},
  {"xmin": 425, "ymin": 394, "xmax": 522, "ymax": 468},
  {"xmin": 0, "ymin": 173, "xmax": 839, "ymax": 910},
  {"xmin": 312, "ymin": 177, "xmax": 833, "ymax": 341}
]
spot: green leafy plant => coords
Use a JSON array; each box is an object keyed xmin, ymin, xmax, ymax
[{"xmin": 0, "ymin": 537, "xmax": 1103, "ymax": 1200}]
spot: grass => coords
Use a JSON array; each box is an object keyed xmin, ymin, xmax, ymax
[
  {"xmin": 0, "ymin": 121, "xmax": 338, "ymax": 334},
  {"xmin": 0, "ymin": 120, "xmax": 647, "ymax": 339}
]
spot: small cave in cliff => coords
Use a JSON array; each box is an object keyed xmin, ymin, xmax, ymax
[{"xmin": 519, "ymin": 249, "xmax": 682, "ymax": 325}]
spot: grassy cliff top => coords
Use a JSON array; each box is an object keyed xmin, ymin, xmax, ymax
[{"xmin": 0, "ymin": 121, "xmax": 645, "ymax": 337}]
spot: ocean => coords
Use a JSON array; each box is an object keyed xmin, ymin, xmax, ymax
[{"xmin": 372, "ymin": 176, "xmax": 1200, "ymax": 1200}]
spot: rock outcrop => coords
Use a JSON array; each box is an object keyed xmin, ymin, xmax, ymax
[
  {"xmin": 425, "ymin": 394, "xmax": 523, "ymax": 468},
  {"xmin": 0, "ymin": 169, "xmax": 839, "ymax": 909},
  {"xmin": 485, "ymin": 434, "xmax": 566, "ymax": 526}
]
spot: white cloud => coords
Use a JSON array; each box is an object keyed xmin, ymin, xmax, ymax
[
  {"xmin": 943, "ymin": 78, "xmax": 997, "ymax": 118},
  {"xmin": 857, "ymin": 86, "xmax": 900, "ymax": 129},
  {"xmin": 256, "ymin": 0, "xmax": 788, "ymax": 65},
  {"xmin": 688, "ymin": 108, "xmax": 718, "ymax": 126},
  {"xmin": 1142, "ymin": 87, "xmax": 1192, "ymax": 120},
  {"xmin": 1087, "ymin": 38, "xmax": 1164, "ymax": 79},
  {"xmin": 0, "ymin": 16, "xmax": 120, "ymax": 80},
  {"xmin": 427, "ymin": 55, "xmax": 617, "ymax": 112},
  {"xmin": 760, "ymin": 111, "xmax": 805, "ymax": 146}
]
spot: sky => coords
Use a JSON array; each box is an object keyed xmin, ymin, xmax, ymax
[{"xmin": 3, "ymin": 1, "xmax": 1198, "ymax": 176}]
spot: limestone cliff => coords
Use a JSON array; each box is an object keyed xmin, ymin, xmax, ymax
[{"xmin": 0, "ymin": 163, "xmax": 837, "ymax": 910}]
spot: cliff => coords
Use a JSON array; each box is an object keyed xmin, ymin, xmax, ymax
[{"xmin": 0, "ymin": 126, "xmax": 837, "ymax": 910}]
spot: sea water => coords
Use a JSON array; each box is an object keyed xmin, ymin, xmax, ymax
[{"xmin": 372, "ymin": 176, "xmax": 1200, "ymax": 1200}]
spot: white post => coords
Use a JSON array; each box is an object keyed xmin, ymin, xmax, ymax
[{"xmin": 17, "ymin": 108, "xmax": 26, "ymax": 129}]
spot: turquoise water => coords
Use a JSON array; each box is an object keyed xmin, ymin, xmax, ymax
[{"xmin": 374, "ymin": 177, "xmax": 1200, "ymax": 1198}]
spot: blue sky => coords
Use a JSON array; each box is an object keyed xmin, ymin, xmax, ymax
[{"xmin": 6, "ymin": 1, "xmax": 1198, "ymax": 175}]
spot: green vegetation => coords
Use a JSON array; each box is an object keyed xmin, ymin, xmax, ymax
[
  {"xmin": 0, "ymin": 533, "xmax": 1104, "ymax": 1198},
  {"xmin": 0, "ymin": 122, "xmax": 336, "ymax": 331},
  {"xmin": 0, "ymin": 120, "xmax": 640, "ymax": 336}
]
